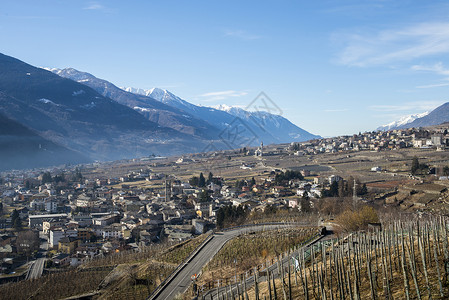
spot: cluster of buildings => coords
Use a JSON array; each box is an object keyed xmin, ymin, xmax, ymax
[
  {"xmin": 290, "ymin": 127, "xmax": 449, "ymax": 155},
  {"xmin": 0, "ymin": 161, "xmax": 348, "ymax": 272},
  {"xmin": 3, "ymin": 126, "xmax": 446, "ymax": 273}
]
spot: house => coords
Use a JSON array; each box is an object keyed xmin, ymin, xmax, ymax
[
  {"xmin": 328, "ymin": 175, "xmax": 342, "ymax": 184},
  {"xmin": 97, "ymin": 224, "xmax": 124, "ymax": 239},
  {"xmin": 310, "ymin": 188, "xmax": 322, "ymax": 198},
  {"xmin": 77, "ymin": 228, "xmax": 94, "ymax": 242},
  {"xmin": 49, "ymin": 229, "xmax": 77, "ymax": 248},
  {"xmin": 53, "ymin": 253, "xmax": 71, "ymax": 266},
  {"xmin": 231, "ymin": 198, "xmax": 258, "ymax": 208},
  {"xmin": 271, "ymin": 186, "xmax": 285, "ymax": 193},
  {"xmin": 176, "ymin": 157, "xmax": 193, "ymax": 164},
  {"xmin": 192, "ymin": 219, "xmax": 207, "ymax": 234},
  {"xmin": 28, "ymin": 213, "xmax": 68, "ymax": 229},
  {"xmin": 300, "ymin": 170, "xmax": 310, "ymax": 177},
  {"xmin": 288, "ymin": 198, "xmax": 300, "ymax": 209},
  {"xmin": 296, "ymin": 189, "xmax": 307, "ymax": 197},
  {"xmin": 58, "ymin": 237, "xmax": 80, "ymax": 254}
]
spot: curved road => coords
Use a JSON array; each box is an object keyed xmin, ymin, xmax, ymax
[
  {"xmin": 27, "ymin": 257, "xmax": 46, "ymax": 280},
  {"xmin": 151, "ymin": 224, "xmax": 296, "ymax": 300}
]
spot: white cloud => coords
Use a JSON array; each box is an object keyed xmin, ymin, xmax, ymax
[
  {"xmin": 335, "ymin": 22, "xmax": 449, "ymax": 67},
  {"xmin": 224, "ymin": 30, "xmax": 261, "ymax": 40},
  {"xmin": 84, "ymin": 2, "xmax": 105, "ymax": 10},
  {"xmin": 411, "ymin": 62, "xmax": 449, "ymax": 76},
  {"xmin": 369, "ymin": 100, "xmax": 443, "ymax": 112},
  {"xmin": 416, "ymin": 82, "xmax": 449, "ymax": 89},
  {"xmin": 411, "ymin": 62, "xmax": 449, "ymax": 88},
  {"xmin": 198, "ymin": 90, "xmax": 248, "ymax": 102}
]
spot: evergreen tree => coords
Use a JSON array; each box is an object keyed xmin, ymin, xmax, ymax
[
  {"xmin": 41, "ymin": 172, "xmax": 52, "ymax": 184},
  {"xmin": 207, "ymin": 172, "xmax": 213, "ymax": 183},
  {"xmin": 443, "ymin": 166, "xmax": 449, "ymax": 176},
  {"xmin": 13, "ymin": 218, "xmax": 22, "ymax": 231},
  {"xmin": 54, "ymin": 172, "xmax": 66, "ymax": 183},
  {"xmin": 11, "ymin": 209, "xmax": 19, "ymax": 223},
  {"xmin": 189, "ymin": 176, "xmax": 199, "ymax": 187},
  {"xmin": 300, "ymin": 192, "xmax": 311, "ymax": 213},
  {"xmin": 72, "ymin": 167, "xmax": 83, "ymax": 182},
  {"xmin": 199, "ymin": 189, "xmax": 211, "ymax": 202},
  {"xmin": 216, "ymin": 208, "xmax": 225, "ymax": 229},
  {"xmin": 360, "ymin": 183, "xmax": 368, "ymax": 195},
  {"xmin": 198, "ymin": 173, "xmax": 206, "ymax": 187},
  {"xmin": 347, "ymin": 176, "xmax": 355, "ymax": 196},
  {"xmin": 329, "ymin": 181, "xmax": 339, "ymax": 197},
  {"xmin": 250, "ymin": 177, "xmax": 256, "ymax": 186},
  {"xmin": 338, "ymin": 180, "xmax": 345, "ymax": 197},
  {"xmin": 411, "ymin": 156, "xmax": 419, "ymax": 175},
  {"xmin": 11, "ymin": 210, "xmax": 22, "ymax": 231}
]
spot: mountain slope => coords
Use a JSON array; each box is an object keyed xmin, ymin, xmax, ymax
[
  {"xmin": 50, "ymin": 67, "xmax": 319, "ymax": 146},
  {"xmin": 0, "ymin": 113, "xmax": 89, "ymax": 171},
  {"xmin": 0, "ymin": 53, "xmax": 205, "ymax": 162},
  {"xmin": 132, "ymin": 87, "xmax": 320, "ymax": 144},
  {"xmin": 377, "ymin": 112, "xmax": 429, "ymax": 131},
  {"xmin": 46, "ymin": 68, "xmax": 219, "ymax": 139},
  {"xmin": 214, "ymin": 104, "xmax": 320, "ymax": 142},
  {"xmin": 396, "ymin": 102, "xmax": 449, "ymax": 129}
]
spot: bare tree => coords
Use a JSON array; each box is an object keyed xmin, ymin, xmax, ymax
[{"xmin": 16, "ymin": 230, "xmax": 39, "ymax": 258}]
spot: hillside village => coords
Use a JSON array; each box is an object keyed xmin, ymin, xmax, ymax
[
  {"xmin": 1, "ymin": 125, "xmax": 449, "ymax": 280},
  {"xmin": 293, "ymin": 125, "xmax": 449, "ymax": 154}
]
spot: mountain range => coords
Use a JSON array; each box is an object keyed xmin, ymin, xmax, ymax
[
  {"xmin": 122, "ymin": 86, "xmax": 320, "ymax": 145},
  {"xmin": 0, "ymin": 53, "xmax": 319, "ymax": 170},
  {"xmin": 0, "ymin": 53, "xmax": 207, "ymax": 169},
  {"xmin": 46, "ymin": 67, "xmax": 320, "ymax": 147},
  {"xmin": 377, "ymin": 102, "xmax": 449, "ymax": 130},
  {"xmin": 0, "ymin": 113, "xmax": 88, "ymax": 170},
  {"xmin": 377, "ymin": 112, "xmax": 430, "ymax": 131}
]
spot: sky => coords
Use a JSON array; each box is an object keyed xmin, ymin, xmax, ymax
[{"xmin": 2, "ymin": 0, "xmax": 449, "ymax": 137}]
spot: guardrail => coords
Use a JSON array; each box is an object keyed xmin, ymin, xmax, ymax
[
  {"xmin": 146, "ymin": 231, "xmax": 215, "ymax": 300},
  {"xmin": 200, "ymin": 230, "xmax": 326, "ymax": 299},
  {"xmin": 218, "ymin": 221, "xmax": 310, "ymax": 232},
  {"xmin": 25, "ymin": 261, "xmax": 34, "ymax": 280},
  {"xmin": 147, "ymin": 222, "xmax": 316, "ymax": 300}
]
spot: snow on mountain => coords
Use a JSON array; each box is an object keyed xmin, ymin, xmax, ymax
[
  {"xmin": 48, "ymin": 73, "xmax": 319, "ymax": 146},
  {"xmin": 121, "ymin": 86, "xmax": 202, "ymax": 115},
  {"xmin": 44, "ymin": 68, "xmax": 218, "ymax": 140},
  {"xmin": 122, "ymin": 87, "xmax": 152, "ymax": 97},
  {"xmin": 377, "ymin": 112, "xmax": 430, "ymax": 131},
  {"xmin": 122, "ymin": 87, "xmax": 320, "ymax": 143}
]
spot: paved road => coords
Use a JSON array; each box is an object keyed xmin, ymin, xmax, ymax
[
  {"xmin": 151, "ymin": 224, "xmax": 294, "ymax": 300},
  {"xmin": 27, "ymin": 257, "xmax": 46, "ymax": 280}
]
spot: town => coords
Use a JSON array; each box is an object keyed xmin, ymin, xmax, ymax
[{"xmin": 1, "ymin": 124, "xmax": 449, "ymax": 284}]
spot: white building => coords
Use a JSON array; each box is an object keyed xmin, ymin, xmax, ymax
[{"xmin": 49, "ymin": 229, "xmax": 77, "ymax": 247}]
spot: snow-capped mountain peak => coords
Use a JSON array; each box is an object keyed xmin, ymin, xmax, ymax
[
  {"xmin": 45, "ymin": 67, "xmax": 320, "ymax": 145},
  {"xmin": 213, "ymin": 104, "xmax": 246, "ymax": 114},
  {"xmin": 121, "ymin": 86, "xmax": 193, "ymax": 109},
  {"xmin": 377, "ymin": 111, "xmax": 430, "ymax": 131}
]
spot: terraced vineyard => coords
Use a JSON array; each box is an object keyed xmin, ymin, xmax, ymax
[
  {"xmin": 198, "ymin": 216, "xmax": 449, "ymax": 300},
  {"xmin": 0, "ymin": 234, "xmax": 208, "ymax": 300},
  {"xmin": 197, "ymin": 227, "xmax": 320, "ymax": 293}
]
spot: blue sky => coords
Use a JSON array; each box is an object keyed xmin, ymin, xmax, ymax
[{"xmin": 2, "ymin": 1, "xmax": 449, "ymax": 137}]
